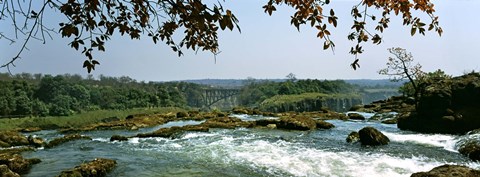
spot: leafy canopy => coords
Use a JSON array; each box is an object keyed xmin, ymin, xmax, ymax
[{"xmin": 0, "ymin": 0, "xmax": 442, "ymax": 72}]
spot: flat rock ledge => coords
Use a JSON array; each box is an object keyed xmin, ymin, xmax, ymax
[{"xmin": 45, "ymin": 134, "xmax": 92, "ymax": 149}]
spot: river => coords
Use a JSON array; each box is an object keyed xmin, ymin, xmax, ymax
[{"xmin": 22, "ymin": 113, "xmax": 480, "ymax": 177}]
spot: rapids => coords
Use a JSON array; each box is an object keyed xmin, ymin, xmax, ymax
[{"xmin": 21, "ymin": 114, "xmax": 480, "ymax": 177}]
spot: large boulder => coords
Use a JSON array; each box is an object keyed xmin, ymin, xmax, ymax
[
  {"xmin": 411, "ymin": 164, "xmax": 480, "ymax": 177},
  {"xmin": 58, "ymin": 158, "xmax": 116, "ymax": 177},
  {"xmin": 458, "ymin": 141, "xmax": 480, "ymax": 161},
  {"xmin": 277, "ymin": 116, "xmax": 317, "ymax": 130},
  {"xmin": 358, "ymin": 127, "xmax": 389, "ymax": 146},
  {"xmin": 398, "ymin": 73, "xmax": 480, "ymax": 134}
]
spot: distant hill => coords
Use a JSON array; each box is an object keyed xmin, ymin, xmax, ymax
[
  {"xmin": 178, "ymin": 79, "xmax": 405, "ymax": 88},
  {"xmin": 179, "ymin": 79, "xmax": 285, "ymax": 88}
]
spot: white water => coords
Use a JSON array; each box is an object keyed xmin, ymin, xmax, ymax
[
  {"xmin": 383, "ymin": 132, "xmax": 459, "ymax": 152},
  {"xmin": 22, "ymin": 118, "xmax": 480, "ymax": 177},
  {"xmin": 120, "ymin": 129, "xmax": 478, "ymax": 177}
]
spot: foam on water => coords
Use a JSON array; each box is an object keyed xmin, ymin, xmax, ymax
[
  {"xmin": 92, "ymin": 137, "xmax": 110, "ymax": 142},
  {"xmin": 223, "ymin": 140, "xmax": 447, "ymax": 176},
  {"xmin": 383, "ymin": 132, "xmax": 459, "ymax": 152},
  {"xmin": 140, "ymin": 131, "xmax": 476, "ymax": 177},
  {"xmin": 230, "ymin": 114, "xmax": 278, "ymax": 121}
]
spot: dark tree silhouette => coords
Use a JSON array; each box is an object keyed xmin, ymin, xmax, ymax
[{"xmin": 0, "ymin": 0, "xmax": 442, "ymax": 72}]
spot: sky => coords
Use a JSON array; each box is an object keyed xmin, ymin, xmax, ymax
[{"xmin": 1, "ymin": 0, "xmax": 479, "ymax": 82}]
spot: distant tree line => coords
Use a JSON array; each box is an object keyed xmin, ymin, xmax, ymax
[
  {"xmin": 238, "ymin": 78, "xmax": 357, "ymax": 107},
  {"xmin": 0, "ymin": 73, "xmax": 205, "ymax": 117}
]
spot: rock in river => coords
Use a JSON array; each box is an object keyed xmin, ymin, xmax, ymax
[
  {"xmin": 458, "ymin": 141, "xmax": 480, "ymax": 161},
  {"xmin": 45, "ymin": 134, "xmax": 92, "ymax": 148},
  {"xmin": 348, "ymin": 113, "xmax": 366, "ymax": 120},
  {"xmin": 358, "ymin": 127, "xmax": 389, "ymax": 146},
  {"xmin": 316, "ymin": 120, "xmax": 335, "ymax": 129},
  {"xmin": 277, "ymin": 116, "xmax": 317, "ymax": 130},
  {"xmin": 411, "ymin": 164, "xmax": 480, "ymax": 177},
  {"xmin": 346, "ymin": 131, "xmax": 360, "ymax": 143},
  {"xmin": 58, "ymin": 158, "xmax": 116, "ymax": 177}
]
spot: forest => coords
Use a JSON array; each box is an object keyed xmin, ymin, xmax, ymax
[{"xmin": 0, "ymin": 73, "xmax": 205, "ymax": 117}]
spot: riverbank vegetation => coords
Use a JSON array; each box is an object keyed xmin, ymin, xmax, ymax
[{"xmin": 0, "ymin": 107, "xmax": 184, "ymax": 131}]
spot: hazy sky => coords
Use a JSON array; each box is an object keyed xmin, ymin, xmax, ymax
[{"xmin": 1, "ymin": 0, "xmax": 479, "ymax": 81}]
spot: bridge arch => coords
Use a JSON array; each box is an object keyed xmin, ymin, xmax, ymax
[{"xmin": 203, "ymin": 88, "xmax": 240, "ymax": 108}]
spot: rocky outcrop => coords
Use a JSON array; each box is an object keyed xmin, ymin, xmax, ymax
[
  {"xmin": 358, "ymin": 127, "xmax": 389, "ymax": 146},
  {"xmin": 0, "ymin": 131, "xmax": 29, "ymax": 147},
  {"xmin": 200, "ymin": 117, "xmax": 255, "ymax": 129},
  {"xmin": 411, "ymin": 164, "xmax": 480, "ymax": 177},
  {"xmin": 255, "ymin": 117, "xmax": 334, "ymax": 130},
  {"xmin": 0, "ymin": 164, "xmax": 20, "ymax": 177},
  {"xmin": 348, "ymin": 113, "xmax": 365, "ymax": 120},
  {"xmin": 316, "ymin": 120, "xmax": 335, "ymax": 129},
  {"xmin": 346, "ymin": 131, "xmax": 360, "ymax": 143},
  {"xmin": 0, "ymin": 131, "xmax": 45, "ymax": 148},
  {"xmin": 398, "ymin": 73, "xmax": 480, "ymax": 134},
  {"xmin": 59, "ymin": 114, "xmax": 168, "ymax": 133},
  {"xmin": 232, "ymin": 107, "xmax": 250, "ymax": 114},
  {"xmin": 349, "ymin": 96, "xmax": 415, "ymax": 114},
  {"xmin": 276, "ymin": 116, "xmax": 317, "ymax": 130},
  {"xmin": 136, "ymin": 125, "xmax": 209, "ymax": 138},
  {"xmin": 45, "ymin": 134, "xmax": 92, "ymax": 148},
  {"xmin": 255, "ymin": 119, "xmax": 280, "ymax": 127},
  {"xmin": 58, "ymin": 158, "xmax": 116, "ymax": 177},
  {"xmin": 27, "ymin": 136, "xmax": 45, "ymax": 148},
  {"xmin": 458, "ymin": 141, "xmax": 480, "ymax": 161},
  {"xmin": 0, "ymin": 153, "xmax": 41, "ymax": 175}
]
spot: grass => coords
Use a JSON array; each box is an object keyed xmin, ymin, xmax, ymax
[{"xmin": 0, "ymin": 107, "xmax": 185, "ymax": 131}]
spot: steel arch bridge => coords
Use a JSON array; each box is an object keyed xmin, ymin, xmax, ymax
[{"xmin": 203, "ymin": 88, "xmax": 240, "ymax": 108}]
